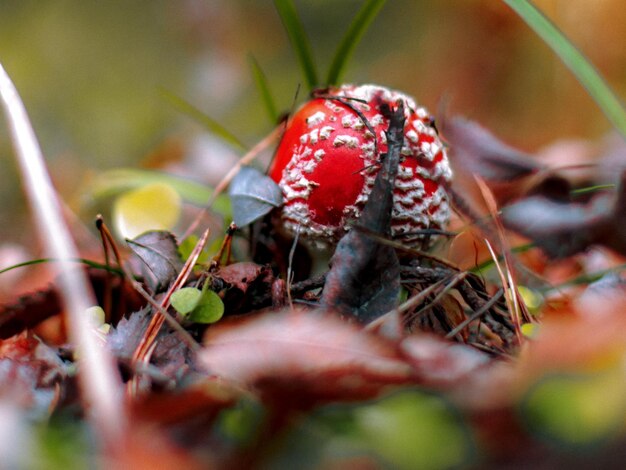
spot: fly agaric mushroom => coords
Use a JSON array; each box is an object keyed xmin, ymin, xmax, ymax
[{"xmin": 269, "ymin": 84, "xmax": 452, "ymax": 248}]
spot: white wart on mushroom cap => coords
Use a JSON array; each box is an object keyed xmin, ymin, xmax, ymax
[{"xmin": 269, "ymin": 84, "xmax": 452, "ymax": 248}]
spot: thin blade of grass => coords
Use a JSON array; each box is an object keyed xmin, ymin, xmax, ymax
[
  {"xmin": 471, "ymin": 242, "xmax": 534, "ymax": 273},
  {"xmin": 326, "ymin": 0, "xmax": 387, "ymax": 85},
  {"xmin": 249, "ymin": 55, "xmax": 279, "ymax": 124},
  {"xmin": 274, "ymin": 0, "xmax": 319, "ymax": 90},
  {"xmin": 160, "ymin": 88, "xmax": 248, "ymax": 152},
  {"xmin": 0, "ymin": 257, "xmax": 124, "ymax": 276},
  {"xmin": 504, "ymin": 0, "xmax": 626, "ymax": 138},
  {"xmin": 0, "ymin": 63, "xmax": 126, "ymax": 445}
]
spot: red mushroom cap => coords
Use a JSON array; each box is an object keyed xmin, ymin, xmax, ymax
[{"xmin": 269, "ymin": 84, "xmax": 452, "ymax": 248}]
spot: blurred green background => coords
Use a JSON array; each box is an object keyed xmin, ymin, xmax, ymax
[{"xmin": 1, "ymin": 0, "xmax": 625, "ymax": 243}]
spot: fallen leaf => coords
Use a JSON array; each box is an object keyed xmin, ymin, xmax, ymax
[
  {"xmin": 442, "ymin": 116, "xmax": 543, "ymax": 182},
  {"xmin": 200, "ymin": 310, "xmax": 412, "ymax": 405},
  {"xmin": 229, "ymin": 166, "xmax": 282, "ymax": 227},
  {"xmin": 502, "ymin": 194, "xmax": 612, "ymax": 258},
  {"xmin": 127, "ymin": 231, "xmax": 184, "ymax": 292},
  {"xmin": 0, "ymin": 331, "xmax": 67, "ymax": 418},
  {"xmin": 108, "ymin": 307, "xmax": 152, "ymax": 360},
  {"xmin": 215, "ymin": 262, "xmax": 274, "ymax": 313}
]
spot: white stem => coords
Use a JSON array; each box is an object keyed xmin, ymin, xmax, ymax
[{"xmin": 0, "ymin": 63, "xmax": 126, "ymax": 445}]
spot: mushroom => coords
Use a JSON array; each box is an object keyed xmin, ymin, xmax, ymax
[{"xmin": 269, "ymin": 84, "xmax": 452, "ymax": 248}]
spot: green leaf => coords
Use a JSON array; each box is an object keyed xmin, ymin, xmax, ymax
[
  {"xmin": 504, "ymin": 0, "xmax": 626, "ymax": 138},
  {"xmin": 178, "ymin": 235, "xmax": 210, "ymax": 265},
  {"xmin": 272, "ymin": 389, "xmax": 473, "ymax": 470},
  {"xmin": 171, "ymin": 287, "xmax": 203, "ymax": 315},
  {"xmin": 86, "ymin": 167, "xmax": 232, "ymax": 216},
  {"xmin": 215, "ymin": 397, "xmax": 265, "ymax": 446},
  {"xmin": 274, "ymin": 0, "xmax": 319, "ymax": 90},
  {"xmin": 249, "ymin": 55, "xmax": 279, "ymax": 124},
  {"xmin": 522, "ymin": 370, "xmax": 626, "ymax": 446},
  {"xmin": 326, "ymin": 0, "xmax": 387, "ymax": 85},
  {"xmin": 189, "ymin": 286, "xmax": 225, "ymax": 324},
  {"xmin": 521, "ymin": 322, "xmax": 540, "ymax": 339},
  {"xmin": 354, "ymin": 390, "xmax": 472, "ymax": 469},
  {"xmin": 113, "ymin": 182, "xmax": 181, "ymax": 239},
  {"xmin": 159, "ymin": 88, "xmax": 248, "ymax": 152}
]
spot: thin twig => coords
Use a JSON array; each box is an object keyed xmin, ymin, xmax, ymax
[
  {"xmin": 96, "ymin": 217, "xmax": 114, "ymax": 321},
  {"xmin": 365, "ymin": 276, "xmax": 452, "ymax": 332},
  {"xmin": 286, "ymin": 226, "xmax": 300, "ymax": 309},
  {"xmin": 403, "ymin": 271, "xmax": 467, "ymax": 326},
  {"xmin": 446, "ymin": 288, "xmax": 504, "ymax": 339}
]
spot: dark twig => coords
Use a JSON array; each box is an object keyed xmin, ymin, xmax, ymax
[{"xmin": 446, "ymin": 288, "xmax": 504, "ymax": 339}]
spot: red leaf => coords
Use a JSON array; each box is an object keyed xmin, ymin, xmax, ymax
[
  {"xmin": 199, "ymin": 311, "xmax": 412, "ymax": 406},
  {"xmin": 216, "ymin": 262, "xmax": 268, "ymax": 294}
]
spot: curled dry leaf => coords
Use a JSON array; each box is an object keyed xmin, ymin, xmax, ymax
[
  {"xmin": 214, "ymin": 262, "xmax": 275, "ymax": 313},
  {"xmin": 442, "ymin": 116, "xmax": 543, "ymax": 182},
  {"xmin": 199, "ymin": 310, "xmax": 413, "ymax": 405},
  {"xmin": 216, "ymin": 262, "xmax": 269, "ymax": 293},
  {"xmin": 129, "ymin": 381, "xmax": 239, "ymax": 426},
  {"xmin": 441, "ymin": 115, "xmax": 546, "ymax": 214},
  {"xmin": 502, "ymin": 193, "xmax": 612, "ymax": 258},
  {"xmin": 320, "ymin": 102, "xmax": 405, "ymax": 323},
  {"xmin": 502, "ymin": 170, "xmax": 626, "ymax": 258}
]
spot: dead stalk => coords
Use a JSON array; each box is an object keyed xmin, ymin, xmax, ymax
[{"xmin": 0, "ymin": 63, "xmax": 126, "ymax": 447}]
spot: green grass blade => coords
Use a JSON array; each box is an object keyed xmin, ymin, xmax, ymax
[
  {"xmin": 471, "ymin": 242, "xmax": 535, "ymax": 274},
  {"xmin": 0, "ymin": 258, "xmax": 124, "ymax": 276},
  {"xmin": 504, "ymin": 0, "xmax": 626, "ymax": 138},
  {"xmin": 160, "ymin": 88, "xmax": 248, "ymax": 152},
  {"xmin": 274, "ymin": 0, "xmax": 319, "ymax": 90},
  {"xmin": 249, "ymin": 55, "xmax": 279, "ymax": 124},
  {"xmin": 326, "ymin": 0, "xmax": 387, "ymax": 86},
  {"xmin": 85, "ymin": 167, "xmax": 232, "ymax": 215}
]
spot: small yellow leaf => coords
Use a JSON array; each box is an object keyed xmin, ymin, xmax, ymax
[
  {"xmin": 518, "ymin": 286, "xmax": 543, "ymax": 312},
  {"xmin": 113, "ymin": 182, "xmax": 181, "ymax": 239}
]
